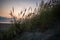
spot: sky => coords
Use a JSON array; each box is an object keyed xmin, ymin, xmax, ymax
[
  {"xmin": 0, "ymin": 0, "xmax": 47, "ymax": 18},
  {"xmin": 0, "ymin": 0, "xmax": 48, "ymax": 23},
  {"xmin": 0, "ymin": 0, "xmax": 39, "ymax": 18}
]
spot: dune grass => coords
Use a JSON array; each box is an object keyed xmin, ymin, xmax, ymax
[{"xmin": 0, "ymin": 0, "xmax": 60, "ymax": 40}]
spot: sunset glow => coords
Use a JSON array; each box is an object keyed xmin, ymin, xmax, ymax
[{"xmin": 0, "ymin": 0, "xmax": 42, "ymax": 18}]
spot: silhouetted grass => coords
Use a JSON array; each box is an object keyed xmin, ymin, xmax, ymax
[{"xmin": 0, "ymin": 0, "xmax": 60, "ymax": 40}]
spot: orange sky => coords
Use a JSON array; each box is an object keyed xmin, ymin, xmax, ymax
[{"xmin": 0, "ymin": 0, "xmax": 47, "ymax": 18}]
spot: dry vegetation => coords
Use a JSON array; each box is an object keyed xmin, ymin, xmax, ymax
[{"xmin": 0, "ymin": 0, "xmax": 60, "ymax": 40}]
